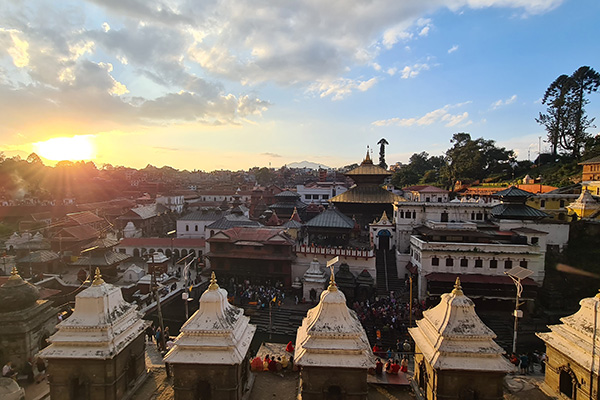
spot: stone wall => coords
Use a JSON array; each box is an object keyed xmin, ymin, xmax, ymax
[
  {"xmin": 46, "ymin": 334, "xmax": 146, "ymax": 400},
  {"xmin": 171, "ymin": 363, "xmax": 247, "ymax": 400},
  {"xmin": 300, "ymin": 366, "xmax": 367, "ymax": 400}
]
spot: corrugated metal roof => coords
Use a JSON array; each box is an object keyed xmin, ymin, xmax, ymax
[
  {"xmin": 71, "ymin": 251, "xmax": 131, "ymax": 266},
  {"xmin": 305, "ymin": 207, "xmax": 355, "ymax": 229},
  {"xmin": 330, "ymin": 185, "xmax": 405, "ymax": 204},
  {"xmin": 179, "ymin": 209, "xmax": 224, "ymax": 221},
  {"xmin": 206, "ymin": 215, "xmax": 262, "ymax": 230},
  {"xmin": 17, "ymin": 250, "xmax": 60, "ymax": 263},
  {"xmin": 493, "ymin": 186, "xmax": 534, "ymax": 198},
  {"xmin": 580, "ymin": 155, "xmax": 600, "ymax": 165}
]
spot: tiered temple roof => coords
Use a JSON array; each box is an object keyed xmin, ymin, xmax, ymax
[
  {"xmin": 40, "ymin": 268, "xmax": 146, "ymax": 359},
  {"xmin": 409, "ymin": 278, "xmax": 512, "ymax": 372},
  {"xmin": 295, "ymin": 275, "xmax": 372, "ymax": 368},
  {"xmin": 164, "ymin": 272, "xmax": 256, "ymax": 364}
]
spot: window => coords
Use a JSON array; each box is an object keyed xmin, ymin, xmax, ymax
[
  {"xmin": 400, "ymin": 211, "xmax": 404, "ymax": 218},
  {"xmin": 305, "ymin": 195, "xmax": 310, "ymax": 200},
  {"xmin": 475, "ymin": 259, "xmax": 483, "ymax": 268},
  {"xmin": 559, "ymin": 200, "xmax": 565, "ymax": 208},
  {"xmin": 322, "ymin": 194, "xmax": 329, "ymax": 200},
  {"xmin": 520, "ymin": 260, "xmax": 528, "ymax": 268},
  {"xmin": 186, "ymin": 225, "xmax": 189, "ymax": 232},
  {"xmin": 441, "ymin": 212, "xmax": 449, "ymax": 222},
  {"xmin": 405, "ymin": 211, "xmax": 411, "ymax": 219},
  {"xmin": 460, "ymin": 258, "xmax": 468, "ymax": 267},
  {"xmin": 438, "ymin": 198, "xmax": 443, "ymax": 202},
  {"xmin": 446, "ymin": 258, "xmax": 454, "ymax": 267},
  {"xmin": 490, "ymin": 259, "xmax": 498, "ymax": 269},
  {"xmin": 195, "ymin": 225, "xmax": 198, "ymax": 231},
  {"xmin": 471, "ymin": 212, "xmax": 475, "ymax": 220},
  {"xmin": 540, "ymin": 200, "xmax": 546, "ymax": 208},
  {"xmin": 431, "ymin": 257, "xmax": 439, "ymax": 266},
  {"xmin": 426, "ymin": 197, "xmax": 430, "ymax": 202},
  {"xmin": 504, "ymin": 260, "xmax": 513, "ymax": 269},
  {"xmin": 531, "ymin": 237, "xmax": 539, "ymax": 245}
]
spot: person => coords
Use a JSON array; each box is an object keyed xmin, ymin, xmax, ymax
[
  {"xmin": 2, "ymin": 361, "xmax": 17, "ymax": 379},
  {"xmin": 510, "ymin": 353, "xmax": 519, "ymax": 371},
  {"xmin": 251, "ymin": 356, "xmax": 263, "ymax": 371},
  {"xmin": 275, "ymin": 357, "xmax": 283, "ymax": 372},
  {"xmin": 519, "ymin": 354, "xmax": 529, "ymax": 375},
  {"xmin": 386, "ymin": 348, "xmax": 393, "ymax": 360},
  {"xmin": 24, "ymin": 358, "xmax": 34, "ymax": 383},
  {"xmin": 375, "ymin": 358, "xmax": 383, "ymax": 375},
  {"xmin": 385, "ymin": 359, "xmax": 393, "ymax": 374},
  {"xmin": 372, "ymin": 344, "xmax": 380, "ymax": 355},
  {"xmin": 263, "ymin": 355, "xmax": 270, "ymax": 371},
  {"xmin": 155, "ymin": 327, "xmax": 163, "ymax": 351},
  {"xmin": 390, "ymin": 360, "xmax": 401, "ymax": 375},
  {"xmin": 286, "ymin": 341, "xmax": 295, "ymax": 353},
  {"xmin": 268, "ymin": 357, "xmax": 277, "ymax": 372},
  {"xmin": 281, "ymin": 355, "xmax": 289, "ymax": 369},
  {"xmin": 400, "ymin": 357, "xmax": 409, "ymax": 373},
  {"xmin": 146, "ymin": 324, "xmax": 155, "ymax": 343}
]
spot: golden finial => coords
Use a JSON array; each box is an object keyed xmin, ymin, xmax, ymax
[
  {"xmin": 208, "ymin": 271, "xmax": 219, "ymax": 291},
  {"xmin": 364, "ymin": 146, "xmax": 372, "ymax": 163},
  {"xmin": 596, "ymin": 289, "xmax": 600, "ymax": 299},
  {"xmin": 452, "ymin": 277, "xmax": 463, "ymax": 295},
  {"xmin": 328, "ymin": 265, "xmax": 338, "ymax": 292},
  {"xmin": 8, "ymin": 267, "xmax": 21, "ymax": 280},
  {"xmin": 92, "ymin": 267, "xmax": 105, "ymax": 286}
]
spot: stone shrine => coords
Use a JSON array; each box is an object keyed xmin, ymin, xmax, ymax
[
  {"xmin": 0, "ymin": 267, "xmax": 58, "ymax": 370},
  {"xmin": 537, "ymin": 291, "xmax": 600, "ymax": 400},
  {"xmin": 40, "ymin": 268, "xmax": 147, "ymax": 400},
  {"xmin": 409, "ymin": 278, "xmax": 512, "ymax": 400},
  {"xmin": 302, "ymin": 258, "xmax": 327, "ymax": 302},
  {"xmin": 164, "ymin": 272, "xmax": 256, "ymax": 400},
  {"xmin": 295, "ymin": 274, "xmax": 373, "ymax": 400}
]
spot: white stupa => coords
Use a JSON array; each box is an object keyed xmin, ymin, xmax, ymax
[
  {"xmin": 40, "ymin": 268, "xmax": 147, "ymax": 359},
  {"xmin": 295, "ymin": 273, "xmax": 372, "ymax": 369},
  {"xmin": 302, "ymin": 257, "xmax": 328, "ymax": 301},
  {"xmin": 409, "ymin": 278, "xmax": 512, "ymax": 372},
  {"xmin": 164, "ymin": 272, "xmax": 256, "ymax": 365}
]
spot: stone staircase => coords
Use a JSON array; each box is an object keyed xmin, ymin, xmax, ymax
[
  {"xmin": 241, "ymin": 304, "xmax": 308, "ymax": 337},
  {"xmin": 376, "ymin": 249, "xmax": 404, "ymax": 296}
]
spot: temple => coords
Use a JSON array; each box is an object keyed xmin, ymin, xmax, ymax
[{"xmin": 164, "ymin": 271, "xmax": 256, "ymax": 400}]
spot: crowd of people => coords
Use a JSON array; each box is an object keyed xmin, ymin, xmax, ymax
[
  {"xmin": 509, "ymin": 351, "xmax": 546, "ymax": 374},
  {"xmin": 250, "ymin": 342, "xmax": 296, "ymax": 373},
  {"xmin": 230, "ymin": 281, "xmax": 286, "ymax": 308},
  {"xmin": 2, "ymin": 356, "xmax": 47, "ymax": 383}
]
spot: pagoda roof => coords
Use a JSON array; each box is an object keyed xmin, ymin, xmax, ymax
[
  {"xmin": 491, "ymin": 203, "xmax": 550, "ymax": 220},
  {"xmin": 330, "ymin": 185, "xmax": 405, "ymax": 204},
  {"xmin": 16, "ymin": 250, "xmax": 60, "ymax": 264},
  {"xmin": 164, "ymin": 273, "xmax": 256, "ymax": 365},
  {"xmin": 70, "ymin": 251, "xmax": 131, "ymax": 267},
  {"xmin": 40, "ymin": 269, "xmax": 146, "ymax": 360},
  {"xmin": 206, "ymin": 214, "xmax": 262, "ymax": 230},
  {"xmin": 537, "ymin": 292, "xmax": 600, "ymax": 374},
  {"xmin": 282, "ymin": 219, "xmax": 303, "ymax": 229},
  {"xmin": 294, "ymin": 278, "xmax": 373, "ymax": 369},
  {"xmin": 305, "ymin": 207, "xmax": 354, "ymax": 229},
  {"xmin": 579, "ymin": 155, "xmax": 600, "ymax": 165},
  {"xmin": 493, "ymin": 186, "xmax": 534, "ymax": 199},
  {"xmin": 409, "ymin": 278, "xmax": 512, "ymax": 372},
  {"xmin": 179, "ymin": 209, "xmax": 224, "ymax": 221},
  {"xmin": 275, "ymin": 190, "xmax": 300, "ymax": 199}
]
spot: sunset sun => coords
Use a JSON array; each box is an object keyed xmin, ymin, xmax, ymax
[{"xmin": 34, "ymin": 135, "xmax": 95, "ymax": 162}]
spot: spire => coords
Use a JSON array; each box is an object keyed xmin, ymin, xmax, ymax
[
  {"xmin": 92, "ymin": 267, "xmax": 105, "ymax": 286},
  {"xmin": 208, "ymin": 271, "xmax": 219, "ymax": 291},
  {"xmin": 328, "ymin": 265, "xmax": 338, "ymax": 292},
  {"xmin": 451, "ymin": 277, "xmax": 463, "ymax": 296},
  {"xmin": 363, "ymin": 146, "xmax": 373, "ymax": 164},
  {"xmin": 8, "ymin": 266, "xmax": 21, "ymax": 281}
]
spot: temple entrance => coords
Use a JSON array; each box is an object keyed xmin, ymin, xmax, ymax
[
  {"xmin": 377, "ymin": 229, "xmax": 391, "ymax": 251},
  {"xmin": 418, "ymin": 361, "xmax": 428, "ymax": 399},
  {"xmin": 325, "ymin": 385, "xmax": 343, "ymax": 400},
  {"xmin": 70, "ymin": 376, "xmax": 89, "ymax": 400},
  {"xmin": 559, "ymin": 368, "xmax": 576, "ymax": 399},
  {"xmin": 195, "ymin": 380, "xmax": 212, "ymax": 400},
  {"xmin": 310, "ymin": 288, "xmax": 317, "ymax": 302}
]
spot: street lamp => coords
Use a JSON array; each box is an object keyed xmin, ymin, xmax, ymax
[
  {"xmin": 167, "ymin": 230, "xmax": 176, "ymax": 269},
  {"xmin": 505, "ymin": 266, "xmax": 533, "ymax": 354}
]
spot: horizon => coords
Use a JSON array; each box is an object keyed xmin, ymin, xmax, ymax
[{"xmin": 1, "ymin": 0, "xmax": 599, "ymax": 171}]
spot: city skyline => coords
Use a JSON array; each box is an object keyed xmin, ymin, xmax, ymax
[{"xmin": 1, "ymin": 0, "xmax": 599, "ymax": 171}]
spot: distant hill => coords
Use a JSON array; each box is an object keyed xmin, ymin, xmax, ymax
[{"xmin": 286, "ymin": 161, "xmax": 331, "ymax": 170}]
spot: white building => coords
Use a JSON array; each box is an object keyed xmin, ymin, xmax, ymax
[
  {"xmin": 156, "ymin": 194, "xmax": 185, "ymax": 213},
  {"xmin": 296, "ymin": 182, "xmax": 348, "ymax": 206}
]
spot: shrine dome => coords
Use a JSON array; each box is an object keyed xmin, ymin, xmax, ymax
[{"xmin": 0, "ymin": 268, "xmax": 40, "ymax": 313}]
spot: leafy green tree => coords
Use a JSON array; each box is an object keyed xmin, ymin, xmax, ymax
[
  {"xmin": 568, "ymin": 66, "xmax": 600, "ymax": 158},
  {"xmin": 536, "ymin": 74, "xmax": 572, "ymax": 156}
]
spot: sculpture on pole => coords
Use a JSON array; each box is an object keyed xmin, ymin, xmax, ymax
[{"xmin": 377, "ymin": 138, "xmax": 389, "ymax": 169}]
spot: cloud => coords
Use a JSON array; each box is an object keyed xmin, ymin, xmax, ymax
[
  {"xmin": 261, "ymin": 152, "xmax": 282, "ymax": 158},
  {"xmin": 0, "ymin": 29, "xmax": 30, "ymax": 68},
  {"xmin": 400, "ymin": 63, "xmax": 430, "ymax": 79},
  {"xmin": 372, "ymin": 102, "xmax": 473, "ymax": 128},
  {"xmin": 307, "ymin": 77, "xmax": 378, "ymax": 101},
  {"xmin": 491, "ymin": 94, "xmax": 517, "ymax": 109},
  {"xmin": 448, "ymin": 45, "xmax": 459, "ymax": 54}
]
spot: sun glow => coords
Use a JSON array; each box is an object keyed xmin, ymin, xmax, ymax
[{"xmin": 34, "ymin": 135, "xmax": 95, "ymax": 161}]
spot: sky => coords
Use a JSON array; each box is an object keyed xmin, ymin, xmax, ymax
[{"xmin": 1, "ymin": 0, "xmax": 599, "ymax": 171}]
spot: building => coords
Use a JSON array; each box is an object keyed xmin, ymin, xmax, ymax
[
  {"xmin": 0, "ymin": 268, "xmax": 58, "ymax": 371},
  {"xmin": 527, "ymin": 192, "xmax": 578, "ymax": 221},
  {"xmin": 115, "ymin": 203, "xmax": 174, "ymax": 237},
  {"xmin": 580, "ymin": 154, "xmax": 600, "ymax": 195},
  {"xmin": 537, "ymin": 291, "xmax": 600, "ymax": 400},
  {"xmin": 402, "ymin": 185, "xmax": 449, "ymax": 203},
  {"xmin": 115, "ymin": 237, "xmax": 206, "ymax": 264},
  {"xmin": 40, "ymin": 269, "xmax": 147, "ymax": 400},
  {"xmin": 207, "ymin": 227, "xmax": 295, "ymax": 286},
  {"xmin": 304, "ymin": 206, "xmax": 357, "ymax": 247},
  {"xmin": 268, "ymin": 190, "xmax": 308, "ymax": 220},
  {"xmin": 176, "ymin": 208, "xmax": 225, "ymax": 239},
  {"xmin": 164, "ymin": 272, "xmax": 256, "ymax": 400},
  {"xmin": 409, "ymin": 278, "xmax": 512, "ymax": 400},
  {"xmin": 296, "ymin": 182, "xmax": 348, "ymax": 206},
  {"xmin": 567, "ymin": 190, "xmax": 600, "ymax": 220},
  {"xmin": 156, "ymin": 194, "xmax": 185, "ymax": 213},
  {"xmin": 295, "ymin": 274, "xmax": 373, "ymax": 400}
]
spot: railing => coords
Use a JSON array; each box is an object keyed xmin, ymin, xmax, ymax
[{"xmin": 294, "ymin": 244, "xmax": 374, "ymax": 258}]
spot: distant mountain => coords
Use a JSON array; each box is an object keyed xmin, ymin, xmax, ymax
[{"xmin": 286, "ymin": 161, "xmax": 331, "ymax": 170}]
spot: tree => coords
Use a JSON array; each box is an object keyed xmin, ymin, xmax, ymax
[
  {"xmin": 536, "ymin": 66, "xmax": 600, "ymax": 158},
  {"xmin": 377, "ymin": 138, "xmax": 389, "ymax": 169}
]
